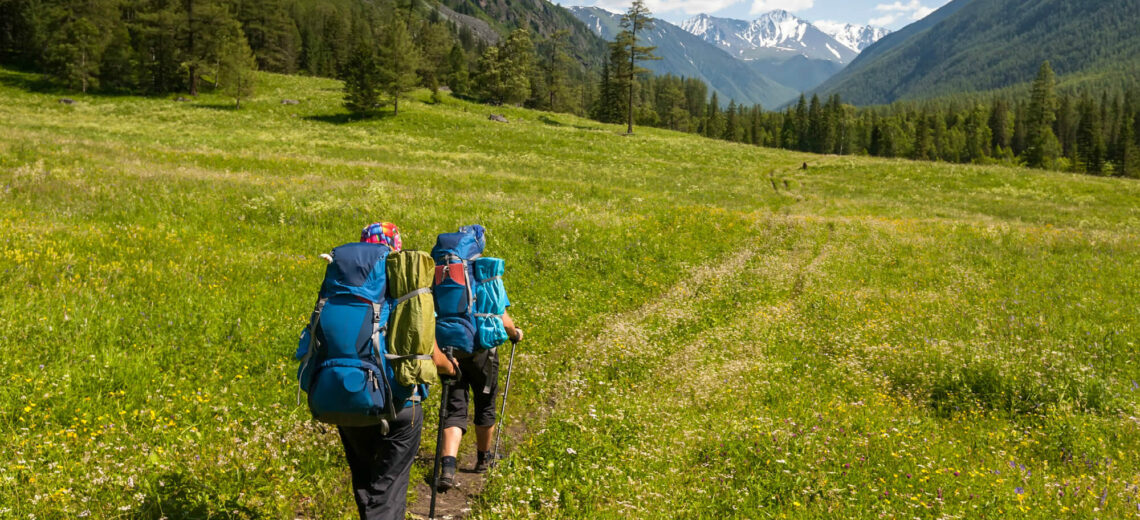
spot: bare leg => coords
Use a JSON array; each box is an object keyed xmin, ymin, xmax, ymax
[
  {"xmin": 442, "ymin": 426, "xmax": 463, "ymax": 458},
  {"xmin": 475, "ymin": 425, "xmax": 494, "ymax": 452}
]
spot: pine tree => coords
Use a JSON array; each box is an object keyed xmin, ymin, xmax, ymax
[
  {"xmin": 500, "ymin": 29, "xmax": 534, "ymax": 106},
  {"xmin": 543, "ymin": 30, "xmax": 572, "ymax": 112},
  {"xmin": 615, "ymin": 0, "xmax": 659, "ymax": 134},
  {"xmin": 1026, "ymin": 61, "xmax": 1061, "ymax": 168},
  {"xmin": 594, "ymin": 49, "xmax": 627, "ymax": 123},
  {"xmin": 217, "ymin": 22, "xmax": 257, "ymax": 108},
  {"xmin": 705, "ymin": 92, "xmax": 725, "ymax": 139},
  {"xmin": 475, "ymin": 45, "xmax": 503, "ymax": 104},
  {"xmin": 416, "ymin": 19, "xmax": 452, "ymax": 99},
  {"xmin": 378, "ymin": 13, "xmax": 419, "ymax": 115},
  {"xmin": 806, "ymin": 94, "xmax": 825, "ymax": 153},
  {"xmin": 964, "ymin": 104, "xmax": 992, "ymax": 163},
  {"xmin": 343, "ymin": 42, "xmax": 380, "ymax": 115},
  {"xmin": 43, "ymin": 1, "xmax": 117, "ymax": 93},
  {"xmin": 1076, "ymin": 93, "xmax": 1107, "ymax": 173},
  {"xmin": 793, "ymin": 94, "xmax": 808, "ymax": 151},
  {"xmin": 445, "ymin": 43, "xmax": 469, "ymax": 96}
]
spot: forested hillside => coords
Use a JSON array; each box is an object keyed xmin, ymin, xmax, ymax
[
  {"xmin": 814, "ymin": 0, "xmax": 1140, "ymax": 105},
  {"xmin": 0, "ymin": 0, "xmax": 605, "ymax": 106}
]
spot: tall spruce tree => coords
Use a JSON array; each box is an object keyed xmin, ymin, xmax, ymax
[
  {"xmin": 1026, "ymin": 61, "xmax": 1061, "ymax": 168},
  {"xmin": 343, "ymin": 42, "xmax": 380, "ymax": 115},
  {"xmin": 615, "ymin": 0, "xmax": 659, "ymax": 134},
  {"xmin": 1076, "ymin": 93, "xmax": 1107, "ymax": 173}
]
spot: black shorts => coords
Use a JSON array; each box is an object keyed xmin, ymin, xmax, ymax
[{"xmin": 441, "ymin": 348, "xmax": 498, "ymax": 432}]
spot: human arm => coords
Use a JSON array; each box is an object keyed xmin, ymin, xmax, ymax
[
  {"xmin": 502, "ymin": 312, "xmax": 523, "ymax": 343},
  {"xmin": 431, "ymin": 340, "xmax": 458, "ymax": 376}
]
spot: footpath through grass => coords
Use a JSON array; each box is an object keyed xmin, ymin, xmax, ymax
[{"xmin": 1, "ymin": 69, "xmax": 1138, "ymax": 519}]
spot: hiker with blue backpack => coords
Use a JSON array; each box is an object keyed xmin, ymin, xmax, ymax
[
  {"xmin": 428, "ymin": 225, "xmax": 522, "ymax": 493},
  {"xmin": 295, "ymin": 222, "xmax": 459, "ymax": 520}
]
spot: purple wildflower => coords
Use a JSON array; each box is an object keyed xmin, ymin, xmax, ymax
[{"xmin": 1015, "ymin": 487, "xmax": 1024, "ymax": 495}]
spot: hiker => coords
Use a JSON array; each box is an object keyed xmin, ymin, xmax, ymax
[
  {"xmin": 429, "ymin": 225, "xmax": 524, "ymax": 491},
  {"xmin": 297, "ymin": 222, "xmax": 458, "ymax": 520},
  {"xmin": 437, "ymin": 315, "xmax": 522, "ymax": 489}
]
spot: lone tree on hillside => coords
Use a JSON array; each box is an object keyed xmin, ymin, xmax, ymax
[
  {"xmin": 217, "ymin": 24, "xmax": 257, "ymax": 108},
  {"xmin": 344, "ymin": 43, "xmax": 381, "ymax": 115},
  {"xmin": 378, "ymin": 14, "xmax": 419, "ymax": 115},
  {"xmin": 614, "ymin": 0, "xmax": 659, "ymax": 134}
]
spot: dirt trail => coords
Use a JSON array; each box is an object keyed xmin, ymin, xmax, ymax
[{"xmin": 407, "ymin": 215, "xmax": 789, "ymax": 519}]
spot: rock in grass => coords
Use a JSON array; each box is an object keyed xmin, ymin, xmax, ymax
[
  {"xmin": 488, "ymin": 114, "xmax": 508, "ymax": 123},
  {"xmin": 58, "ymin": 98, "xmax": 75, "ymax": 105},
  {"xmin": 281, "ymin": 99, "xmax": 299, "ymax": 105},
  {"xmin": 174, "ymin": 96, "xmax": 190, "ymax": 102}
]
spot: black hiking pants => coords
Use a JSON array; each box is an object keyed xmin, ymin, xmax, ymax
[
  {"xmin": 441, "ymin": 348, "xmax": 499, "ymax": 432},
  {"xmin": 337, "ymin": 403, "xmax": 423, "ymax": 520}
]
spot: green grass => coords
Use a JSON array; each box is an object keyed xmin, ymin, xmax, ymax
[{"xmin": 1, "ymin": 68, "xmax": 1138, "ymax": 519}]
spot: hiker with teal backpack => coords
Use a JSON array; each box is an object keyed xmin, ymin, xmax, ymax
[
  {"xmin": 429, "ymin": 225, "xmax": 523, "ymax": 492},
  {"xmin": 295, "ymin": 222, "xmax": 458, "ymax": 520}
]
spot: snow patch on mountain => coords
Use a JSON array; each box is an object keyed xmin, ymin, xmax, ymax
[
  {"xmin": 813, "ymin": 20, "xmax": 890, "ymax": 52},
  {"xmin": 681, "ymin": 11, "xmax": 889, "ymax": 63}
]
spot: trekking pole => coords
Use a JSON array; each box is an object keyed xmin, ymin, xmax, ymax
[
  {"xmin": 429, "ymin": 347, "xmax": 456, "ymax": 520},
  {"xmin": 492, "ymin": 331, "xmax": 522, "ymax": 465}
]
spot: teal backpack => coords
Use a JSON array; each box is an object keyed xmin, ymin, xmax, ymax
[{"xmin": 431, "ymin": 225, "xmax": 510, "ymax": 354}]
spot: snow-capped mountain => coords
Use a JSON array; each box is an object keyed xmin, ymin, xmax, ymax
[
  {"xmin": 569, "ymin": 6, "xmax": 799, "ymax": 107},
  {"xmin": 681, "ymin": 11, "xmax": 888, "ymax": 64},
  {"xmin": 813, "ymin": 21, "xmax": 891, "ymax": 53}
]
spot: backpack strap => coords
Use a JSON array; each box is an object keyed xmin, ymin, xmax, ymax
[
  {"xmin": 371, "ymin": 300, "xmax": 398, "ymax": 429},
  {"xmin": 395, "ymin": 286, "xmax": 431, "ymax": 306},
  {"xmin": 297, "ymin": 297, "xmax": 328, "ymax": 405}
]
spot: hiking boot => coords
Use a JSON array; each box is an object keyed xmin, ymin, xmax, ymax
[
  {"xmin": 473, "ymin": 451, "xmax": 494, "ymax": 473},
  {"xmin": 438, "ymin": 457, "xmax": 457, "ymax": 492}
]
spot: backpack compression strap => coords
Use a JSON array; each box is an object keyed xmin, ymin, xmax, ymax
[
  {"xmin": 297, "ymin": 297, "xmax": 328, "ymax": 405},
  {"xmin": 371, "ymin": 301, "xmax": 397, "ymax": 435},
  {"xmin": 385, "ymin": 287, "xmax": 433, "ymax": 402}
]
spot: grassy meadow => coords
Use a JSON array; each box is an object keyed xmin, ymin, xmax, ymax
[{"xmin": 1, "ymin": 68, "xmax": 1139, "ymax": 519}]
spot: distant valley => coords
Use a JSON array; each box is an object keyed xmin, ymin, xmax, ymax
[{"xmin": 570, "ymin": 7, "xmax": 888, "ymax": 108}]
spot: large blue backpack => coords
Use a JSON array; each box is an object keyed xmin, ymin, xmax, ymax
[
  {"xmin": 431, "ymin": 225, "xmax": 510, "ymax": 354},
  {"xmin": 295, "ymin": 242, "xmax": 426, "ymax": 431}
]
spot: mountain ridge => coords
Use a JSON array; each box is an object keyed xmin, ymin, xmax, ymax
[
  {"xmin": 569, "ymin": 6, "xmax": 798, "ymax": 107},
  {"xmin": 813, "ymin": 0, "xmax": 1140, "ymax": 105},
  {"xmin": 679, "ymin": 11, "xmax": 888, "ymax": 65}
]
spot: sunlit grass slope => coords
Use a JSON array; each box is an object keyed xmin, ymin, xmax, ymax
[{"xmin": 1, "ymin": 69, "xmax": 1138, "ymax": 519}]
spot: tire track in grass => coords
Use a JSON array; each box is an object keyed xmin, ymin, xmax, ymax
[
  {"xmin": 473, "ymin": 215, "xmax": 836, "ymax": 518},
  {"xmin": 408, "ymin": 213, "xmax": 818, "ymax": 519}
]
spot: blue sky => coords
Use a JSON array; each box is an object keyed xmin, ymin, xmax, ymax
[{"xmin": 554, "ymin": 0, "xmax": 953, "ymax": 29}]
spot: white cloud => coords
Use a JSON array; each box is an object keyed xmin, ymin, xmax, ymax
[
  {"xmin": 874, "ymin": 0, "xmax": 921, "ymax": 11},
  {"xmin": 749, "ymin": 0, "xmax": 814, "ymax": 15},
  {"xmin": 869, "ymin": 14, "xmax": 898, "ymax": 26},
  {"xmin": 594, "ymin": 0, "xmax": 747, "ymax": 15},
  {"xmin": 869, "ymin": 0, "xmax": 935, "ymax": 26}
]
